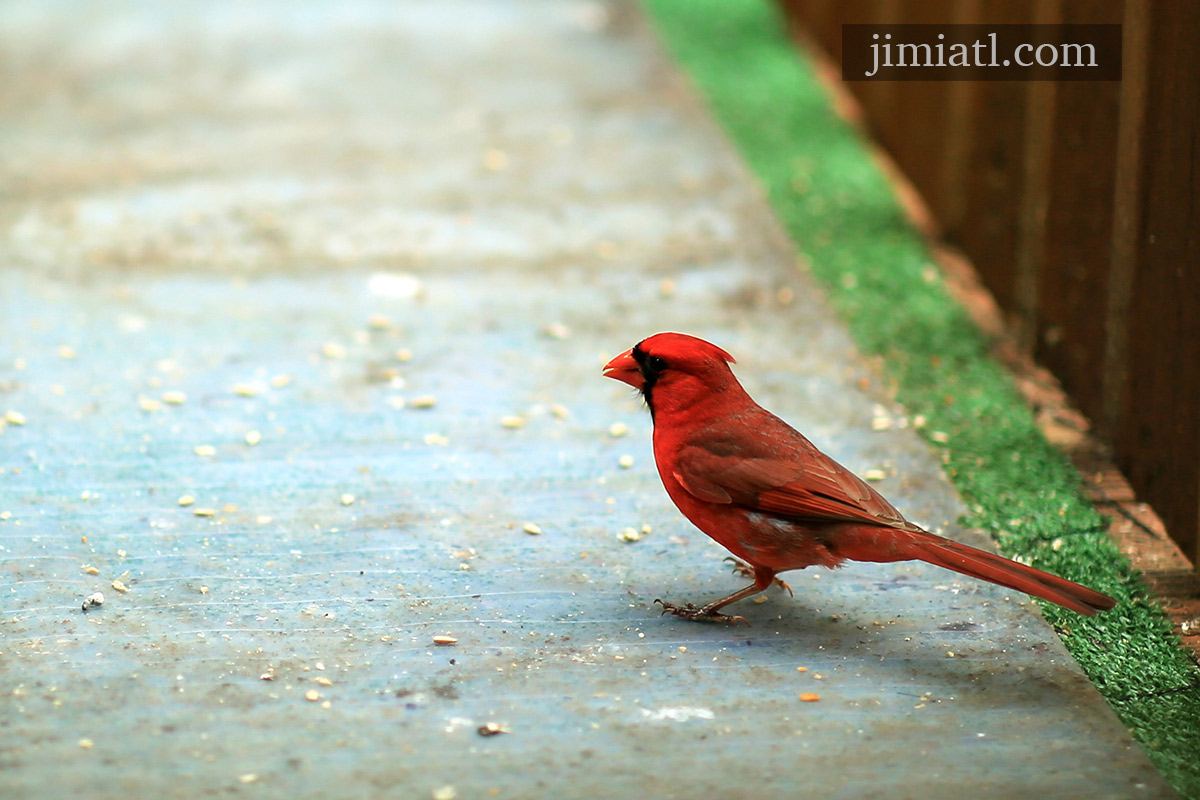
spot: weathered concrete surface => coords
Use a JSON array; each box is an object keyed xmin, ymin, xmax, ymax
[{"xmin": 0, "ymin": 1, "xmax": 1172, "ymax": 798}]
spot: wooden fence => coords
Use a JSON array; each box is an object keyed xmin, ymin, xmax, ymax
[{"xmin": 779, "ymin": 0, "xmax": 1199, "ymax": 566}]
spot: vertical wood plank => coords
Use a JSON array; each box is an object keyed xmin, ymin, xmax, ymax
[
  {"xmin": 1113, "ymin": 2, "xmax": 1200, "ymax": 563},
  {"xmin": 1012, "ymin": 1, "xmax": 1060, "ymax": 351},
  {"xmin": 1034, "ymin": 0, "xmax": 1122, "ymax": 427},
  {"xmin": 952, "ymin": 0, "xmax": 1035, "ymax": 314}
]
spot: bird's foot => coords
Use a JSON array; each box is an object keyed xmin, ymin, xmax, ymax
[
  {"xmin": 654, "ymin": 598, "xmax": 749, "ymax": 626},
  {"xmin": 723, "ymin": 557, "xmax": 793, "ymax": 597}
]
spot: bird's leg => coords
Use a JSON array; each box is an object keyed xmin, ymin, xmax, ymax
[
  {"xmin": 724, "ymin": 557, "xmax": 793, "ymax": 597},
  {"xmin": 655, "ymin": 565, "xmax": 781, "ymax": 625}
]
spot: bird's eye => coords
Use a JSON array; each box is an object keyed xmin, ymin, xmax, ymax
[{"xmin": 647, "ymin": 355, "xmax": 668, "ymax": 372}]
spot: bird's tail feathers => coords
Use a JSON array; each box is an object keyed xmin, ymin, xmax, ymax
[{"xmin": 839, "ymin": 528, "xmax": 1116, "ymax": 616}]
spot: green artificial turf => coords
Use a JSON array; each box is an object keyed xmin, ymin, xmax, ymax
[{"xmin": 641, "ymin": 0, "xmax": 1200, "ymax": 796}]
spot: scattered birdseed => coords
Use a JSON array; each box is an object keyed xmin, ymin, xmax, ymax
[
  {"xmin": 930, "ymin": 431, "xmax": 950, "ymax": 443},
  {"xmin": 111, "ymin": 580, "xmax": 128, "ymax": 593},
  {"xmin": 304, "ymin": 690, "xmax": 320, "ymax": 702},
  {"xmin": 340, "ymin": 493, "xmax": 356, "ymax": 506},
  {"xmin": 618, "ymin": 454, "xmax": 634, "ymax": 469},
  {"xmin": 871, "ymin": 416, "xmax": 892, "ymax": 431},
  {"xmin": 78, "ymin": 739, "xmax": 94, "ymax": 750},
  {"xmin": 270, "ymin": 374, "xmax": 292, "ymax": 388},
  {"xmin": 477, "ymin": 722, "xmax": 510, "ymax": 737},
  {"xmin": 500, "ymin": 415, "xmax": 525, "ymax": 429},
  {"xmin": 82, "ymin": 592, "xmax": 104, "ymax": 611},
  {"xmin": 550, "ymin": 404, "xmax": 569, "ymax": 419},
  {"xmin": 863, "ymin": 468, "xmax": 887, "ymax": 481},
  {"xmin": 260, "ymin": 672, "xmax": 275, "ymax": 681},
  {"xmin": 796, "ymin": 666, "xmax": 809, "ymax": 672},
  {"xmin": 57, "ymin": 345, "xmax": 76, "ymax": 359},
  {"xmin": 1051, "ymin": 537, "xmax": 1064, "ymax": 551},
  {"xmin": 138, "ymin": 396, "xmax": 161, "ymax": 412},
  {"xmin": 386, "ymin": 396, "xmax": 406, "ymax": 410},
  {"xmin": 245, "ymin": 430, "xmax": 262, "ymax": 446},
  {"xmin": 618, "ymin": 527, "xmax": 642, "ymax": 542},
  {"xmin": 314, "ymin": 677, "xmax": 333, "ymax": 687},
  {"xmin": 799, "ymin": 693, "xmax": 821, "ymax": 702},
  {"xmin": 85, "ymin": 566, "xmax": 100, "ymax": 575},
  {"xmin": 369, "ymin": 272, "xmax": 424, "ymax": 299},
  {"xmin": 368, "ymin": 314, "xmax": 394, "ymax": 330},
  {"xmin": 608, "ymin": 422, "xmax": 628, "ymax": 438},
  {"xmin": 238, "ymin": 774, "xmax": 259, "ymax": 785},
  {"xmin": 0, "ymin": 511, "xmax": 10, "ymax": 521},
  {"xmin": 178, "ymin": 495, "xmax": 195, "ymax": 506},
  {"xmin": 409, "ymin": 395, "xmax": 437, "ymax": 409},
  {"xmin": 193, "ymin": 508, "xmax": 217, "ymax": 517},
  {"xmin": 482, "ymin": 148, "xmax": 508, "ymax": 171},
  {"xmin": 5, "ymin": 411, "xmax": 26, "ymax": 426},
  {"xmin": 542, "ymin": 323, "xmax": 571, "ymax": 340},
  {"xmin": 199, "ymin": 586, "xmax": 209, "ymax": 595},
  {"xmin": 433, "ymin": 635, "xmax": 458, "ymax": 645},
  {"xmin": 423, "ymin": 433, "xmax": 449, "ymax": 446},
  {"xmin": 321, "ymin": 342, "xmax": 347, "ymax": 359},
  {"xmin": 433, "ymin": 786, "xmax": 457, "ymax": 800},
  {"xmin": 194, "ymin": 445, "xmax": 216, "ymax": 457},
  {"xmin": 912, "ymin": 414, "xmax": 928, "ymax": 428},
  {"xmin": 659, "ymin": 278, "xmax": 676, "ymax": 298},
  {"xmin": 233, "ymin": 383, "xmax": 258, "ymax": 397},
  {"xmin": 523, "ymin": 522, "xmax": 542, "ymax": 535},
  {"xmin": 162, "ymin": 391, "xmax": 187, "ymax": 405},
  {"xmin": 394, "ymin": 348, "xmax": 413, "ymax": 362},
  {"xmin": 753, "ymin": 595, "xmax": 768, "ymax": 604}
]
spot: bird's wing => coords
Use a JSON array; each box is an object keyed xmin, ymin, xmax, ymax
[{"xmin": 672, "ymin": 434, "xmax": 915, "ymax": 530}]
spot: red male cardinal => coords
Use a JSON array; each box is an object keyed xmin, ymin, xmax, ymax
[{"xmin": 604, "ymin": 332, "xmax": 1116, "ymax": 624}]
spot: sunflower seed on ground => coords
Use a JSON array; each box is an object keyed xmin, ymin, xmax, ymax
[
  {"xmin": 477, "ymin": 722, "xmax": 510, "ymax": 737},
  {"xmin": 523, "ymin": 522, "xmax": 542, "ymax": 535}
]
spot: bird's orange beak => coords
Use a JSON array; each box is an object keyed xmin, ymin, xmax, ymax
[{"xmin": 603, "ymin": 348, "xmax": 644, "ymax": 389}]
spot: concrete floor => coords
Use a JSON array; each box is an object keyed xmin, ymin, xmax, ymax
[{"xmin": 0, "ymin": 1, "xmax": 1174, "ymax": 798}]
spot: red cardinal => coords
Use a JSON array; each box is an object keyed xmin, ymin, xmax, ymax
[{"xmin": 604, "ymin": 332, "xmax": 1116, "ymax": 624}]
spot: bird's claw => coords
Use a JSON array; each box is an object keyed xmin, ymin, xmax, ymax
[
  {"xmin": 654, "ymin": 598, "xmax": 750, "ymax": 626},
  {"xmin": 723, "ymin": 557, "xmax": 794, "ymax": 597}
]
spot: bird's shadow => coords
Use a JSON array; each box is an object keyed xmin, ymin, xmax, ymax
[{"xmin": 635, "ymin": 579, "xmax": 1090, "ymax": 707}]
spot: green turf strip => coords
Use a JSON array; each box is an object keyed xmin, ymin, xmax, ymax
[{"xmin": 641, "ymin": 0, "xmax": 1200, "ymax": 795}]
